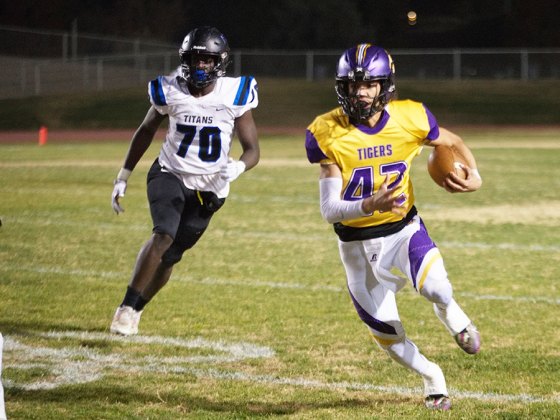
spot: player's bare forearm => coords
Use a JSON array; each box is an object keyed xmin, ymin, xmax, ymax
[
  {"xmin": 123, "ymin": 107, "xmax": 166, "ymax": 171},
  {"xmin": 238, "ymin": 147, "xmax": 260, "ymax": 171},
  {"xmin": 122, "ymin": 127, "xmax": 156, "ymax": 170},
  {"xmin": 236, "ymin": 110, "xmax": 260, "ymax": 170},
  {"xmin": 431, "ymin": 127, "xmax": 482, "ymax": 193},
  {"xmin": 431, "ymin": 127, "xmax": 478, "ymax": 170}
]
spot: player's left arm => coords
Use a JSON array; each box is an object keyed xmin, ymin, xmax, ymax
[
  {"xmin": 220, "ymin": 109, "xmax": 259, "ymax": 182},
  {"xmin": 235, "ymin": 109, "xmax": 260, "ymax": 171},
  {"xmin": 429, "ymin": 127, "xmax": 482, "ymax": 193}
]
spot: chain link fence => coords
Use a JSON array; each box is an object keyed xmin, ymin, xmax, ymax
[{"xmin": 1, "ymin": 25, "xmax": 560, "ymax": 99}]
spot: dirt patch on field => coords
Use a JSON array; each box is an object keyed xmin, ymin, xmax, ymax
[{"xmin": 423, "ymin": 201, "xmax": 560, "ymax": 226}]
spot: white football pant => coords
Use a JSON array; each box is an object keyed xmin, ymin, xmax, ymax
[{"xmin": 337, "ymin": 216, "xmax": 471, "ymax": 395}]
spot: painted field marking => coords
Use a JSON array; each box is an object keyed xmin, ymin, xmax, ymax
[
  {"xmin": 4, "ymin": 214, "xmax": 560, "ymax": 252},
  {"xmin": 1, "ymin": 264, "xmax": 559, "ymax": 305},
  {"xmin": 2, "ymin": 330, "xmax": 558, "ymax": 404},
  {"xmin": 3, "ymin": 331, "xmax": 274, "ymax": 391}
]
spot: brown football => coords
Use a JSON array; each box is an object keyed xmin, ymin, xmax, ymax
[{"xmin": 427, "ymin": 145, "xmax": 468, "ymax": 187}]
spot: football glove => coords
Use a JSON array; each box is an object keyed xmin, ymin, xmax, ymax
[
  {"xmin": 220, "ymin": 158, "xmax": 246, "ymax": 182},
  {"xmin": 111, "ymin": 179, "xmax": 127, "ymax": 214}
]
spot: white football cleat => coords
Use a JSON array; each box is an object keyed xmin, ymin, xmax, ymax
[{"xmin": 110, "ymin": 305, "xmax": 143, "ymax": 336}]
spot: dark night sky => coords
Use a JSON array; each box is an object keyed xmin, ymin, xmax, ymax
[{"xmin": 1, "ymin": 0, "xmax": 559, "ymax": 49}]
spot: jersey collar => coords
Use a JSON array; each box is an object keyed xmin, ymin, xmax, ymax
[{"xmin": 352, "ymin": 109, "xmax": 389, "ymax": 135}]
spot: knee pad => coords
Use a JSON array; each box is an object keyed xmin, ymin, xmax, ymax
[
  {"xmin": 372, "ymin": 334, "xmax": 412, "ymax": 367},
  {"xmin": 372, "ymin": 334, "xmax": 403, "ymax": 351},
  {"xmin": 420, "ymin": 277, "xmax": 452, "ymax": 305},
  {"xmin": 417, "ymin": 256, "xmax": 453, "ymax": 304},
  {"xmin": 160, "ymin": 225, "xmax": 206, "ymax": 266},
  {"xmin": 372, "ymin": 335, "xmax": 429, "ymax": 376},
  {"xmin": 161, "ymin": 242, "xmax": 186, "ymax": 265}
]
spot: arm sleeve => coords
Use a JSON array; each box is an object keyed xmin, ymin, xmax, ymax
[{"xmin": 319, "ymin": 177, "xmax": 367, "ymax": 224}]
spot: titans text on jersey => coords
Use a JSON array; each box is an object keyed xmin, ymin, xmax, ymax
[{"xmin": 183, "ymin": 115, "xmax": 214, "ymax": 124}]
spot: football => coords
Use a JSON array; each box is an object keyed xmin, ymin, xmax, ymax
[{"xmin": 427, "ymin": 145, "xmax": 468, "ymax": 187}]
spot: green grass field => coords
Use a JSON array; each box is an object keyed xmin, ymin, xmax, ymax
[{"xmin": 1, "ymin": 130, "xmax": 560, "ymax": 419}]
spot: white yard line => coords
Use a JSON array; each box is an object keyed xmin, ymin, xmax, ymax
[
  {"xmin": 1, "ymin": 265, "xmax": 559, "ymax": 305},
  {"xmin": 170, "ymin": 366, "xmax": 556, "ymax": 404},
  {"xmin": 2, "ymin": 331, "xmax": 557, "ymax": 404},
  {"xmin": 3, "ymin": 214, "xmax": 560, "ymax": 251}
]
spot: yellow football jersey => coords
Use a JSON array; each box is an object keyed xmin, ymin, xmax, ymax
[{"xmin": 306, "ymin": 100, "xmax": 439, "ymax": 228}]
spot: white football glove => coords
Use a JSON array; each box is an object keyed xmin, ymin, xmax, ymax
[
  {"xmin": 111, "ymin": 179, "xmax": 127, "ymax": 214},
  {"xmin": 220, "ymin": 158, "xmax": 246, "ymax": 182}
]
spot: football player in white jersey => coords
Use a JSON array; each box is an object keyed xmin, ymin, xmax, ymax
[
  {"xmin": 110, "ymin": 27, "xmax": 259, "ymax": 336},
  {"xmin": 306, "ymin": 44, "xmax": 482, "ymax": 410}
]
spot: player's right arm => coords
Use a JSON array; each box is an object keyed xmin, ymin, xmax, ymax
[
  {"xmin": 318, "ymin": 163, "xmax": 405, "ymax": 224},
  {"xmin": 122, "ymin": 106, "xmax": 167, "ymax": 171},
  {"xmin": 112, "ymin": 106, "xmax": 167, "ymax": 214},
  {"xmin": 429, "ymin": 127, "xmax": 482, "ymax": 193}
]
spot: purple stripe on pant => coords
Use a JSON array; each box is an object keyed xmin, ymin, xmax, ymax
[
  {"xmin": 348, "ymin": 288, "xmax": 397, "ymax": 335},
  {"xmin": 408, "ymin": 219, "xmax": 437, "ymax": 289}
]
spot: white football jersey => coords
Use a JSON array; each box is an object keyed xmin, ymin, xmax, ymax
[{"xmin": 148, "ymin": 71, "xmax": 258, "ymax": 196}]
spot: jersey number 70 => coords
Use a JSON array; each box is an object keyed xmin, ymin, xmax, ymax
[{"xmin": 176, "ymin": 124, "xmax": 222, "ymax": 162}]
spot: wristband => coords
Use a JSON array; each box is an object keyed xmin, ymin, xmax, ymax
[{"xmin": 117, "ymin": 168, "xmax": 132, "ymax": 181}]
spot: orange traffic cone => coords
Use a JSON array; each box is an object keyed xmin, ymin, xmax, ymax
[{"xmin": 39, "ymin": 126, "xmax": 48, "ymax": 146}]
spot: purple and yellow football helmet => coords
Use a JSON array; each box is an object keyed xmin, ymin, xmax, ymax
[{"xmin": 335, "ymin": 44, "xmax": 396, "ymax": 120}]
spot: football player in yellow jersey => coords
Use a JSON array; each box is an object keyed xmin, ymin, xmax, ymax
[{"xmin": 305, "ymin": 44, "xmax": 482, "ymax": 411}]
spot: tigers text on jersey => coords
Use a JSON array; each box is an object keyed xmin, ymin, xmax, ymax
[
  {"xmin": 305, "ymin": 100, "xmax": 439, "ymax": 228},
  {"xmin": 148, "ymin": 73, "xmax": 258, "ymax": 196}
]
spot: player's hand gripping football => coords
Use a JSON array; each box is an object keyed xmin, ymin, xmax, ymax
[
  {"xmin": 111, "ymin": 179, "xmax": 127, "ymax": 214},
  {"xmin": 443, "ymin": 164, "xmax": 482, "ymax": 193},
  {"xmin": 361, "ymin": 175, "xmax": 406, "ymax": 217}
]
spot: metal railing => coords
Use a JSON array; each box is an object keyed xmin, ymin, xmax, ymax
[{"xmin": 1, "ymin": 25, "xmax": 560, "ymax": 98}]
